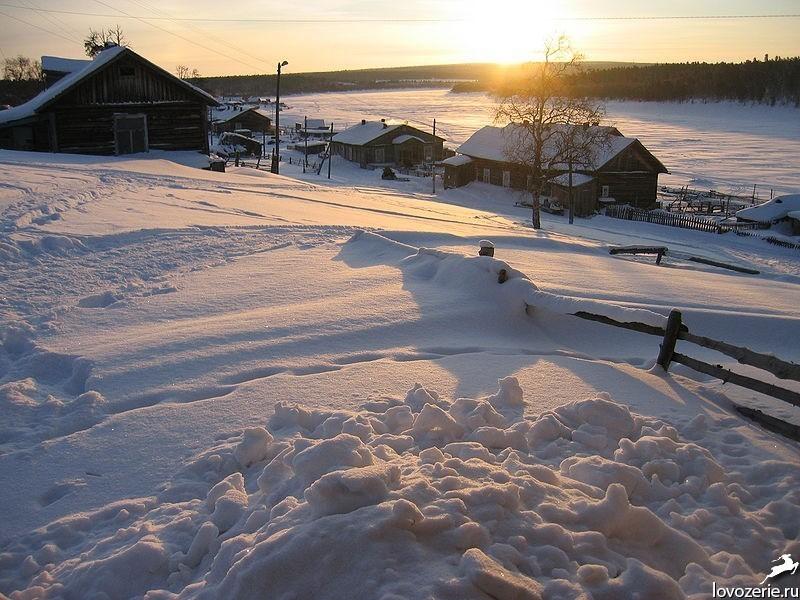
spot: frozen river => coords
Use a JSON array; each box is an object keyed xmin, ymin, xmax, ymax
[{"xmin": 283, "ymin": 88, "xmax": 800, "ymax": 196}]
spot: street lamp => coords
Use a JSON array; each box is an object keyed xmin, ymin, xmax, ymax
[{"xmin": 271, "ymin": 60, "xmax": 288, "ymax": 174}]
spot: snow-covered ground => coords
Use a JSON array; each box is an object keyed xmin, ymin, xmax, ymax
[
  {"xmin": 1, "ymin": 148, "xmax": 799, "ymax": 599},
  {"xmin": 281, "ymin": 88, "xmax": 800, "ymax": 196}
]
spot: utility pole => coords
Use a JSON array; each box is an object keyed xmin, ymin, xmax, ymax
[
  {"xmin": 432, "ymin": 118, "xmax": 436, "ymax": 194},
  {"xmin": 272, "ymin": 60, "xmax": 288, "ymax": 174},
  {"xmin": 303, "ymin": 116, "xmax": 308, "ymax": 173},
  {"xmin": 567, "ymin": 156, "xmax": 574, "ymax": 224},
  {"xmin": 328, "ymin": 123, "xmax": 333, "ymax": 179}
]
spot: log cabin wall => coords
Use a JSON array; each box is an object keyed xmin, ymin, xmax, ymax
[
  {"xmin": 52, "ymin": 105, "xmax": 207, "ymax": 154},
  {"xmin": 0, "ymin": 50, "xmax": 216, "ymax": 155}
]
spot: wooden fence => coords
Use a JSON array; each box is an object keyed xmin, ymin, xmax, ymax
[
  {"xmin": 605, "ymin": 205, "xmax": 759, "ymax": 234},
  {"xmin": 555, "ymin": 307, "xmax": 800, "ymax": 439}
]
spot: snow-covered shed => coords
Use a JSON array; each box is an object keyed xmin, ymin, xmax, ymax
[
  {"xmin": 330, "ymin": 119, "xmax": 444, "ymax": 168},
  {"xmin": 736, "ymin": 194, "xmax": 800, "ymax": 231},
  {"xmin": 213, "ymin": 107, "xmax": 273, "ymax": 136},
  {"xmin": 450, "ymin": 123, "xmax": 668, "ymax": 210},
  {"xmin": 442, "ymin": 154, "xmax": 474, "ymax": 188},
  {"xmin": 0, "ymin": 46, "xmax": 219, "ymax": 155}
]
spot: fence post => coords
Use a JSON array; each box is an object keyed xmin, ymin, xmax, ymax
[{"xmin": 657, "ymin": 309, "xmax": 682, "ymax": 371}]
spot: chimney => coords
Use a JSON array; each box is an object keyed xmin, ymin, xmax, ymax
[{"xmin": 361, "ymin": 119, "xmax": 366, "ymax": 125}]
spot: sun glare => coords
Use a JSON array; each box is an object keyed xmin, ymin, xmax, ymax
[{"xmin": 457, "ymin": 0, "xmax": 558, "ymax": 64}]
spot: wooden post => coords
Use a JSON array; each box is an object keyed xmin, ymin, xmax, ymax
[
  {"xmin": 432, "ymin": 118, "xmax": 436, "ymax": 194},
  {"xmin": 657, "ymin": 309, "xmax": 682, "ymax": 371},
  {"xmin": 327, "ymin": 123, "xmax": 333, "ymax": 179}
]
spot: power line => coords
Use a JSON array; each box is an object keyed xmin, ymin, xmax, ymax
[
  {"xmin": 0, "ymin": 4, "xmax": 798, "ymax": 23},
  {"xmin": 87, "ymin": 0, "xmax": 268, "ymax": 73},
  {"xmin": 0, "ymin": 9, "xmax": 83, "ymax": 47},
  {"xmin": 121, "ymin": 0, "xmax": 274, "ymax": 71}
]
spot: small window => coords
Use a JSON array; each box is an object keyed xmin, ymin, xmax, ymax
[
  {"xmin": 502, "ymin": 170, "xmax": 511, "ymax": 188},
  {"xmin": 601, "ymin": 185, "xmax": 610, "ymax": 198},
  {"xmin": 119, "ymin": 66, "xmax": 135, "ymax": 77},
  {"xmin": 483, "ymin": 168, "xmax": 491, "ymax": 183}
]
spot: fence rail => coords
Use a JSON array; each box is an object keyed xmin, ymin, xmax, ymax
[
  {"xmin": 605, "ymin": 204, "xmax": 759, "ymax": 234},
  {"xmin": 559, "ymin": 308, "xmax": 800, "ymax": 426}
]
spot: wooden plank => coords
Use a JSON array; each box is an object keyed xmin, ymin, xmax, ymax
[
  {"xmin": 570, "ymin": 311, "xmax": 669, "ymax": 337},
  {"xmin": 679, "ymin": 330, "xmax": 800, "ymax": 382},
  {"xmin": 672, "ymin": 352, "xmax": 800, "ymax": 408},
  {"xmin": 686, "ymin": 256, "xmax": 760, "ymax": 274},
  {"xmin": 734, "ymin": 406, "xmax": 800, "ymax": 442}
]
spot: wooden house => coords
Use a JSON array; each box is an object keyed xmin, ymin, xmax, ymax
[
  {"xmin": 0, "ymin": 46, "xmax": 219, "ymax": 155},
  {"xmin": 445, "ymin": 124, "xmax": 668, "ymax": 211},
  {"xmin": 330, "ymin": 120, "xmax": 444, "ymax": 168},
  {"xmin": 213, "ymin": 107, "xmax": 273, "ymax": 135}
]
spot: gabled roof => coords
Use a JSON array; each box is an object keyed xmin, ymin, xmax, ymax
[
  {"xmin": 0, "ymin": 46, "xmax": 218, "ymax": 126},
  {"xmin": 218, "ymin": 107, "xmax": 272, "ymax": 124},
  {"xmin": 392, "ymin": 134, "xmax": 425, "ymax": 145},
  {"xmin": 442, "ymin": 154, "xmax": 473, "ymax": 166},
  {"xmin": 456, "ymin": 123, "xmax": 666, "ymax": 173},
  {"xmin": 332, "ymin": 121, "xmax": 402, "ymax": 145},
  {"xmin": 41, "ymin": 55, "xmax": 90, "ymax": 74}
]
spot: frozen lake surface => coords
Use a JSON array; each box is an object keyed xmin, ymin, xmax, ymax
[{"xmin": 283, "ymin": 88, "xmax": 800, "ymax": 196}]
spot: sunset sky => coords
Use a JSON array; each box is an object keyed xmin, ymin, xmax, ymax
[{"xmin": 1, "ymin": 0, "xmax": 798, "ymax": 76}]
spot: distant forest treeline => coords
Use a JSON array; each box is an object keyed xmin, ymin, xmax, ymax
[
  {"xmin": 563, "ymin": 57, "xmax": 800, "ymax": 105},
  {"xmin": 2, "ymin": 58, "xmax": 798, "ymax": 107}
]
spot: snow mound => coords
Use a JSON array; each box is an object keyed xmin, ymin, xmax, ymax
[
  {"xmin": 343, "ymin": 231, "xmax": 667, "ymax": 327},
  {"xmin": 3, "ymin": 380, "xmax": 798, "ymax": 598}
]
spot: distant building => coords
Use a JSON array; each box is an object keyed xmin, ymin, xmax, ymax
[
  {"xmin": 0, "ymin": 46, "xmax": 219, "ymax": 155},
  {"xmin": 213, "ymin": 107, "xmax": 273, "ymax": 136},
  {"xmin": 736, "ymin": 194, "xmax": 800, "ymax": 232},
  {"xmin": 443, "ymin": 124, "xmax": 668, "ymax": 210},
  {"xmin": 330, "ymin": 119, "xmax": 444, "ymax": 168},
  {"xmin": 41, "ymin": 55, "xmax": 89, "ymax": 88},
  {"xmin": 294, "ymin": 118, "xmax": 333, "ymax": 139}
]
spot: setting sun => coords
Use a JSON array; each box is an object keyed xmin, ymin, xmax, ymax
[{"xmin": 456, "ymin": 0, "xmax": 558, "ymax": 63}]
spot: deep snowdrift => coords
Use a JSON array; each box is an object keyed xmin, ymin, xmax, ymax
[{"xmin": 2, "ymin": 378, "xmax": 798, "ymax": 599}]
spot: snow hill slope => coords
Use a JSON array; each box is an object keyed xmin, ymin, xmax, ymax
[{"xmin": 0, "ymin": 151, "xmax": 798, "ymax": 599}]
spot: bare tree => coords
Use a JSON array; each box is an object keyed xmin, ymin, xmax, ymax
[
  {"xmin": 175, "ymin": 65, "xmax": 201, "ymax": 79},
  {"xmin": 3, "ymin": 55, "xmax": 42, "ymax": 81},
  {"xmin": 84, "ymin": 25, "xmax": 128, "ymax": 57},
  {"xmin": 495, "ymin": 36, "xmax": 608, "ymax": 228}
]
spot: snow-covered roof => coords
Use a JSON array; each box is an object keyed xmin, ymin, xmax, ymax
[
  {"xmin": 442, "ymin": 155, "xmax": 473, "ymax": 167},
  {"xmin": 736, "ymin": 194, "xmax": 800, "ymax": 224},
  {"xmin": 218, "ymin": 107, "xmax": 272, "ymax": 123},
  {"xmin": 0, "ymin": 46, "xmax": 218, "ymax": 126},
  {"xmin": 788, "ymin": 211, "xmax": 800, "ymax": 221},
  {"xmin": 551, "ymin": 172, "xmax": 594, "ymax": 187},
  {"xmin": 392, "ymin": 134, "xmax": 425, "ymax": 145},
  {"xmin": 457, "ymin": 124, "xmax": 646, "ymax": 171},
  {"xmin": 41, "ymin": 55, "xmax": 90, "ymax": 74},
  {"xmin": 305, "ymin": 118, "xmax": 326, "ymax": 129},
  {"xmin": 331, "ymin": 121, "xmax": 400, "ymax": 145}
]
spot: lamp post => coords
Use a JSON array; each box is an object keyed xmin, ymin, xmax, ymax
[{"xmin": 271, "ymin": 60, "xmax": 288, "ymax": 174}]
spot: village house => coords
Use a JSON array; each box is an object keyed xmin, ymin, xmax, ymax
[
  {"xmin": 213, "ymin": 107, "xmax": 273, "ymax": 136},
  {"xmin": 294, "ymin": 118, "xmax": 334, "ymax": 139},
  {"xmin": 330, "ymin": 119, "xmax": 444, "ymax": 168},
  {"xmin": 443, "ymin": 124, "xmax": 668, "ymax": 212},
  {"xmin": 0, "ymin": 45, "xmax": 219, "ymax": 155}
]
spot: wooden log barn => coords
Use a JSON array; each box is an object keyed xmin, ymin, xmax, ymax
[
  {"xmin": 0, "ymin": 45, "xmax": 219, "ymax": 155},
  {"xmin": 443, "ymin": 124, "xmax": 668, "ymax": 211},
  {"xmin": 330, "ymin": 119, "xmax": 444, "ymax": 168}
]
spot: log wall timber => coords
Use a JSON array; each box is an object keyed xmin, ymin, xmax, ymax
[{"xmin": 53, "ymin": 104, "xmax": 206, "ymax": 154}]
